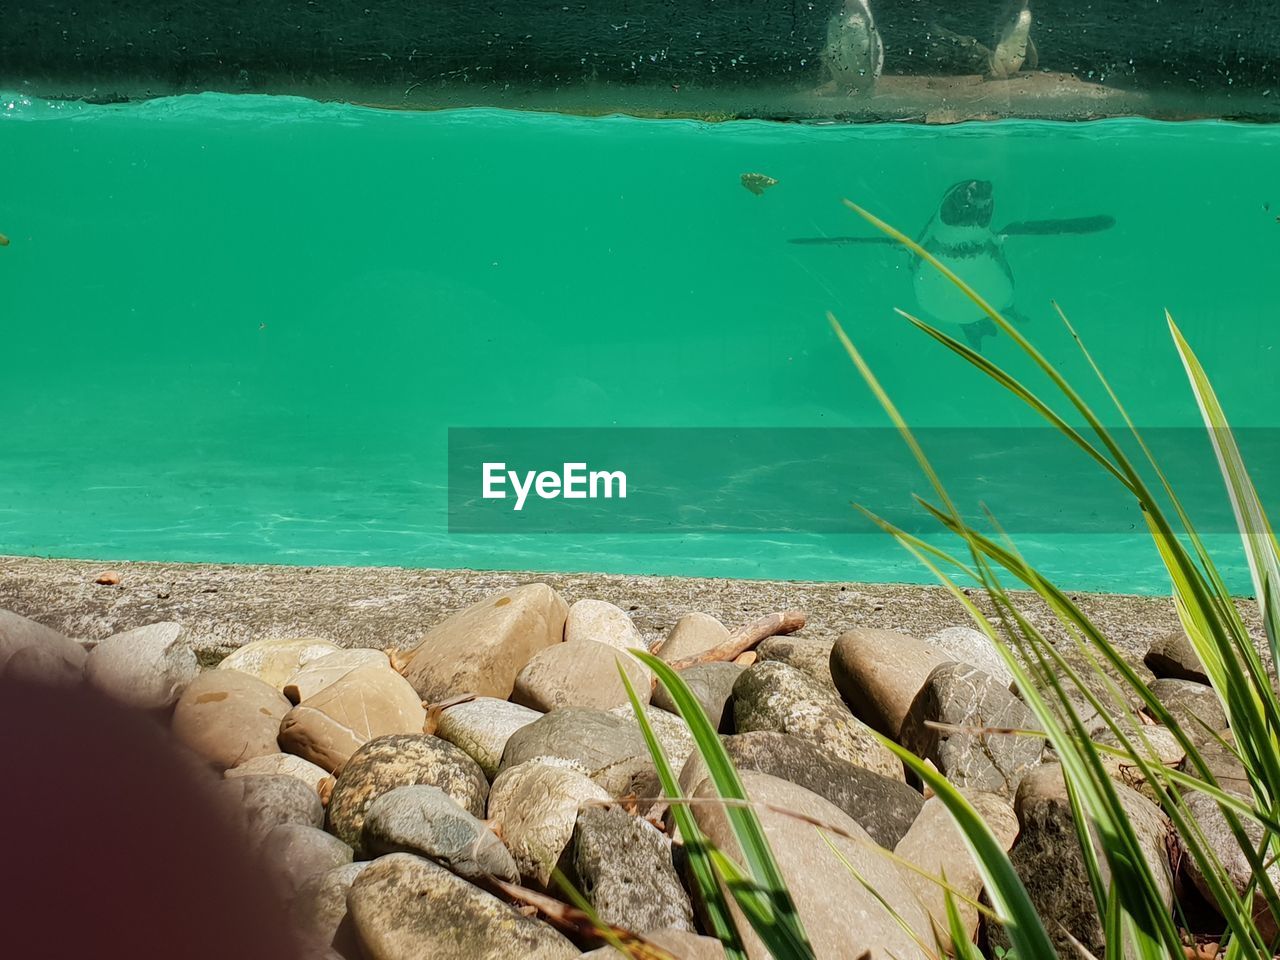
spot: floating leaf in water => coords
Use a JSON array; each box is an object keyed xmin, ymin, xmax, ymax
[
  {"xmin": 0, "ymin": 232, "xmax": 9, "ymax": 246},
  {"xmin": 741, "ymin": 173, "xmax": 778, "ymax": 196}
]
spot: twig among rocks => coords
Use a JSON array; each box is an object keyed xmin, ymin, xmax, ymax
[{"xmin": 662, "ymin": 609, "xmax": 806, "ymax": 671}]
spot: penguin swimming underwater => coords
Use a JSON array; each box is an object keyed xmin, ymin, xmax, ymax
[
  {"xmin": 791, "ymin": 179, "xmax": 1114, "ymax": 351},
  {"xmin": 820, "ymin": 0, "xmax": 884, "ymax": 97}
]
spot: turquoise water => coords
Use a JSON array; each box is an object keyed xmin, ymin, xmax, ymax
[{"xmin": 3, "ymin": 92, "xmax": 1278, "ymax": 593}]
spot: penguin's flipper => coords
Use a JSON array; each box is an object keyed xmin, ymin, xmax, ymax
[
  {"xmin": 788, "ymin": 236, "xmax": 899, "ymax": 246},
  {"xmin": 1000, "ymin": 215, "xmax": 1116, "ymax": 236},
  {"xmin": 961, "ymin": 317, "xmax": 1000, "ymax": 352},
  {"xmin": 1004, "ymin": 305, "xmax": 1033, "ymax": 325}
]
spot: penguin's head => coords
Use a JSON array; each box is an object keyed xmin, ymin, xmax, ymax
[{"xmin": 939, "ymin": 179, "xmax": 995, "ymax": 228}]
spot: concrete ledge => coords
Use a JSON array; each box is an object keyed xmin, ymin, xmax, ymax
[{"xmin": 1, "ymin": 555, "xmax": 1242, "ymax": 668}]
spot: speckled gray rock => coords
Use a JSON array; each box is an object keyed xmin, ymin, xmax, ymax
[
  {"xmin": 84, "ymin": 622, "xmax": 198, "ymax": 710},
  {"xmin": 263, "ymin": 823, "xmax": 354, "ymax": 902},
  {"xmin": 926, "ymin": 625, "xmax": 1016, "ymax": 689},
  {"xmin": 567, "ymin": 805, "xmax": 695, "ymax": 933},
  {"xmin": 283, "ymin": 648, "xmax": 391, "ymax": 704},
  {"xmin": 348, "ymin": 853, "xmax": 579, "ymax": 960},
  {"xmin": 512, "ymin": 640, "xmax": 651, "ymax": 712},
  {"xmin": 690, "ymin": 770, "xmax": 932, "ymax": 960},
  {"xmin": 608, "ymin": 703, "xmax": 695, "ymax": 773},
  {"xmin": 0, "ymin": 608, "xmax": 86, "ymax": 679},
  {"xmin": 500, "ymin": 708, "xmax": 659, "ymax": 801},
  {"xmin": 219, "ymin": 773, "xmax": 324, "ymax": 840},
  {"xmin": 1149, "ymin": 677, "xmax": 1226, "ymax": 741},
  {"xmin": 652, "ymin": 661, "xmax": 742, "ymax": 730},
  {"xmin": 732, "ymin": 661, "xmax": 903, "ymax": 781},
  {"xmin": 1144, "ymin": 631, "xmax": 1209, "ymax": 684},
  {"xmin": 218, "ymin": 637, "xmax": 342, "ymax": 689},
  {"xmin": 658, "ymin": 612, "xmax": 730, "ymax": 663},
  {"xmin": 402, "ymin": 583, "xmax": 569, "ymax": 702},
  {"xmin": 225, "ymin": 752, "xmax": 331, "ymax": 794},
  {"xmin": 327, "ymin": 734, "xmax": 488, "ymax": 855},
  {"xmin": 830, "ymin": 627, "xmax": 950, "ymax": 738},
  {"xmin": 581, "ymin": 929, "xmax": 725, "ymax": 960},
  {"xmin": 434, "ymin": 696, "xmax": 541, "ymax": 779},
  {"xmin": 363, "ymin": 784, "xmax": 517, "ymax": 882},
  {"xmin": 989, "ymin": 764, "xmax": 1175, "ymax": 959},
  {"xmin": 679, "ymin": 731, "xmax": 922, "ymax": 848},
  {"xmin": 172, "ymin": 669, "xmax": 293, "ymax": 771},
  {"xmin": 294, "ymin": 862, "xmax": 370, "ymax": 956},
  {"xmin": 278, "ymin": 664, "xmax": 428, "ymax": 773},
  {"xmin": 487, "ymin": 761, "xmax": 612, "ymax": 886},
  {"xmin": 755, "ymin": 635, "xmax": 836, "ymax": 692},
  {"xmin": 900, "ymin": 662, "xmax": 1043, "ymax": 796},
  {"xmin": 1181, "ymin": 790, "xmax": 1280, "ymax": 941},
  {"xmin": 894, "ymin": 793, "xmax": 1018, "ymax": 952}
]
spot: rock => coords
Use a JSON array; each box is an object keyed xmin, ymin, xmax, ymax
[
  {"xmin": 363, "ymin": 784, "xmax": 517, "ymax": 882},
  {"xmin": 488, "ymin": 761, "xmax": 611, "ymax": 886},
  {"xmin": 500, "ymin": 708, "xmax": 658, "ymax": 801},
  {"xmin": 652, "ymin": 661, "xmax": 743, "ymax": 730},
  {"xmin": 226, "ymin": 752, "xmax": 332, "ymax": 793},
  {"xmin": 830, "ymin": 627, "xmax": 950, "ymax": 738},
  {"xmin": 679, "ymin": 731, "xmax": 923, "ymax": 848},
  {"xmin": 689, "ymin": 770, "xmax": 932, "ymax": 959},
  {"xmin": 262, "ymin": 823, "xmax": 354, "ymax": 902},
  {"xmin": 512, "ymin": 640, "xmax": 651, "ymax": 713},
  {"xmin": 283, "ymin": 648, "xmax": 392, "ymax": 704},
  {"xmin": 608, "ymin": 703, "xmax": 695, "ymax": 772},
  {"xmin": 295, "ymin": 862, "xmax": 370, "ymax": 956},
  {"xmin": 218, "ymin": 773, "xmax": 325, "ymax": 840},
  {"xmin": 926, "ymin": 625, "xmax": 1016, "ymax": 689},
  {"xmin": 218, "ymin": 637, "xmax": 342, "ymax": 689},
  {"xmin": 732, "ymin": 661, "xmax": 903, "ymax": 781},
  {"xmin": 434, "ymin": 696, "xmax": 541, "ymax": 779},
  {"xmin": 567, "ymin": 805, "xmax": 695, "ymax": 933},
  {"xmin": 348, "ymin": 853, "xmax": 579, "ymax": 960},
  {"xmin": 3, "ymin": 643, "xmax": 84, "ymax": 686},
  {"xmin": 278, "ymin": 664, "xmax": 428, "ymax": 772},
  {"xmin": 1194, "ymin": 729, "xmax": 1251, "ymax": 798},
  {"xmin": 900, "ymin": 662, "xmax": 1043, "ymax": 796},
  {"xmin": 1181, "ymin": 790, "xmax": 1280, "ymax": 940},
  {"xmin": 581, "ymin": 929, "xmax": 724, "ymax": 960},
  {"xmin": 989, "ymin": 763, "xmax": 1175, "ymax": 958},
  {"xmin": 0, "ymin": 608, "xmax": 86, "ymax": 678},
  {"xmin": 565, "ymin": 599, "xmax": 647, "ymax": 652},
  {"xmin": 83, "ymin": 622, "xmax": 198, "ymax": 710},
  {"xmin": 894, "ymin": 793, "xmax": 1018, "ymax": 952},
  {"xmin": 1096, "ymin": 725, "xmax": 1184, "ymax": 798},
  {"xmin": 755, "ymin": 635, "xmax": 836, "ymax": 692},
  {"xmin": 1148, "ymin": 677, "xmax": 1227, "ymax": 743},
  {"xmin": 401, "ymin": 583, "xmax": 568, "ymax": 702},
  {"xmin": 658, "ymin": 612, "xmax": 730, "ymax": 663},
  {"xmin": 326, "ymin": 734, "xmax": 488, "ymax": 855},
  {"xmin": 1144, "ymin": 631, "xmax": 1209, "ymax": 684},
  {"xmin": 172, "ymin": 669, "xmax": 293, "ymax": 771}
]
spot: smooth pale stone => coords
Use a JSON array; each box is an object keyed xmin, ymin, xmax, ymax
[
  {"xmin": 278, "ymin": 665, "xmax": 428, "ymax": 773},
  {"xmin": 226, "ymin": 753, "xmax": 331, "ymax": 794},
  {"xmin": 608, "ymin": 703, "xmax": 695, "ymax": 773},
  {"xmin": 499, "ymin": 708, "xmax": 659, "ymax": 802},
  {"xmin": 690, "ymin": 770, "xmax": 932, "ymax": 959},
  {"xmin": 487, "ymin": 761, "xmax": 611, "ymax": 887},
  {"xmin": 512, "ymin": 640, "xmax": 651, "ymax": 713},
  {"xmin": 4, "ymin": 643, "xmax": 84, "ymax": 687},
  {"xmin": 733, "ymin": 661, "xmax": 904, "ymax": 781},
  {"xmin": 84, "ymin": 622, "xmax": 198, "ymax": 710},
  {"xmin": 1096, "ymin": 725, "xmax": 1184, "ymax": 796},
  {"xmin": 1182, "ymin": 790, "xmax": 1280, "ymax": 942},
  {"xmin": 581, "ymin": 929, "xmax": 725, "ymax": 960},
  {"xmin": 658, "ymin": 612, "xmax": 731, "ymax": 663},
  {"xmin": 894, "ymin": 793, "xmax": 1018, "ymax": 952},
  {"xmin": 830, "ymin": 627, "xmax": 950, "ymax": 738},
  {"xmin": 294, "ymin": 862, "xmax": 370, "ymax": 955},
  {"xmin": 326, "ymin": 734, "xmax": 488, "ymax": 855},
  {"xmin": 565, "ymin": 599, "xmax": 646, "ymax": 653},
  {"xmin": 651, "ymin": 661, "xmax": 743, "ymax": 730},
  {"xmin": 262, "ymin": 823, "xmax": 354, "ymax": 903},
  {"xmin": 402, "ymin": 584, "xmax": 568, "ymax": 702},
  {"xmin": 283, "ymin": 648, "xmax": 391, "ymax": 704},
  {"xmin": 926, "ymin": 625, "xmax": 1016, "ymax": 689},
  {"xmin": 347, "ymin": 853, "xmax": 579, "ymax": 960},
  {"xmin": 0, "ymin": 608, "xmax": 87, "ymax": 676},
  {"xmin": 434, "ymin": 696, "xmax": 541, "ymax": 779},
  {"xmin": 1148, "ymin": 677, "xmax": 1227, "ymax": 743},
  {"xmin": 363, "ymin": 784, "xmax": 517, "ymax": 882},
  {"xmin": 218, "ymin": 773, "xmax": 324, "ymax": 840},
  {"xmin": 218, "ymin": 637, "xmax": 342, "ymax": 689},
  {"xmin": 172, "ymin": 669, "xmax": 293, "ymax": 771}
]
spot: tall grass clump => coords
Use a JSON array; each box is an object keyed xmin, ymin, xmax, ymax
[{"xmin": 621, "ymin": 200, "xmax": 1280, "ymax": 960}]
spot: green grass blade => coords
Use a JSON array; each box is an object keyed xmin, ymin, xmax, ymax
[{"xmin": 706, "ymin": 850, "xmax": 821, "ymax": 960}]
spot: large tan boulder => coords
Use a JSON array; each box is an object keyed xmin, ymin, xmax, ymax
[
  {"xmin": 830, "ymin": 628, "xmax": 950, "ymax": 738},
  {"xmin": 278, "ymin": 665, "xmax": 427, "ymax": 772},
  {"xmin": 401, "ymin": 584, "xmax": 568, "ymax": 702},
  {"xmin": 512, "ymin": 641, "xmax": 651, "ymax": 712},
  {"xmin": 172, "ymin": 669, "xmax": 293, "ymax": 771},
  {"xmin": 217, "ymin": 637, "xmax": 342, "ymax": 689}
]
